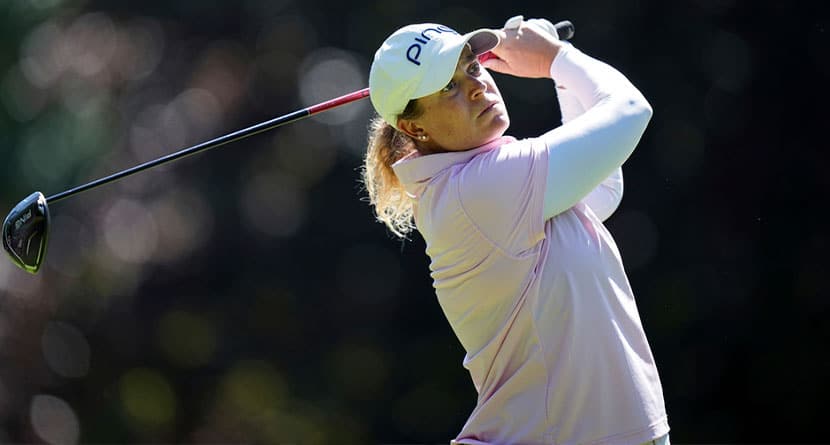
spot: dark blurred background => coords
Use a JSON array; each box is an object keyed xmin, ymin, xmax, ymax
[{"xmin": 0, "ymin": 0, "xmax": 827, "ymax": 443}]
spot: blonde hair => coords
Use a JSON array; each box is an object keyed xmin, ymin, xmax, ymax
[{"xmin": 362, "ymin": 101, "xmax": 422, "ymax": 238}]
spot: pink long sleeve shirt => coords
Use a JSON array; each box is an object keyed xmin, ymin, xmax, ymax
[{"xmin": 392, "ymin": 42, "xmax": 668, "ymax": 445}]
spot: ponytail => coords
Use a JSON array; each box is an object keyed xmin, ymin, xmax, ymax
[{"xmin": 362, "ymin": 101, "xmax": 423, "ymax": 238}]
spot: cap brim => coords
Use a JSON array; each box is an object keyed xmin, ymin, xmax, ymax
[{"xmin": 464, "ymin": 29, "xmax": 499, "ymax": 55}]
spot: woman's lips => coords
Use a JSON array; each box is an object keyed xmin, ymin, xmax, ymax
[{"xmin": 479, "ymin": 101, "xmax": 499, "ymax": 117}]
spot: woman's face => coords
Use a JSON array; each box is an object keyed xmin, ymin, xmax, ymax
[{"xmin": 398, "ymin": 46, "xmax": 510, "ymax": 152}]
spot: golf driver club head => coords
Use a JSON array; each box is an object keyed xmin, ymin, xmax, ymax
[{"xmin": 2, "ymin": 191, "xmax": 50, "ymax": 274}]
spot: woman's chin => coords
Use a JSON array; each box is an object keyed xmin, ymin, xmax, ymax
[{"xmin": 486, "ymin": 113, "xmax": 510, "ymax": 138}]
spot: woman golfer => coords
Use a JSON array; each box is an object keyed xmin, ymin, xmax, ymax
[{"xmin": 363, "ymin": 15, "xmax": 669, "ymax": 445}]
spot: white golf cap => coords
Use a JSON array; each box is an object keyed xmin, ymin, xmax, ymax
[{"xmin": 369, "ymin": 23, "xmax": 499, "ymax": 126}]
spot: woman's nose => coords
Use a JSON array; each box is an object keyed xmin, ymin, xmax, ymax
[{"xmin": 467, "ymin": 76, "xmax": 486, "ymax": 99}]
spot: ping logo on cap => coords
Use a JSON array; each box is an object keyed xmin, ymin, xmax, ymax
[{"xmin": 406, "ymin": 25, "xmax": 458, "ymax": 66}]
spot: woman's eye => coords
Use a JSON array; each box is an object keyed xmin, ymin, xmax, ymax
[
  {"xmin": 469, "ymin": 61, "xmax": 481, "ymax": 75},
  {"xmin": 441, "ymin": 79, "xmax": 456, "ymax": 93}
]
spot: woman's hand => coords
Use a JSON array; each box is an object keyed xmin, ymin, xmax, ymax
[{"xmin": 481, "ymin": 18, "xmax": 564, "ymax": 79}]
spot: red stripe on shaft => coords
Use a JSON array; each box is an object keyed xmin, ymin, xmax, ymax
[{"xmin": 307, "ymin": 88, "xmax": 370, "ymax": 115}]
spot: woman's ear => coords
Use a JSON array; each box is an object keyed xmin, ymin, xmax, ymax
[{"xmin": 397, "ymin": 117, "xmax": 426, "ymax": 140}]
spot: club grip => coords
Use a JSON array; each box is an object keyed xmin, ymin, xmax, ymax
[
  {"xmin": 478, "ymin": 19, "xmax": 574, "ymax": 63},
  {"xmin": 555, "ymin": 20, "xmax": 575, "ymax": 40}
]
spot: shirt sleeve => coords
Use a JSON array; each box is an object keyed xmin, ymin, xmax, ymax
[
  {"xmin": 553, "ymin": 82, "xmax": 624, "ymax": 221},
  {"xmin": 541, "ymin": 42, "xmax": 652, "ymax": 220},
  {"xmin": 456, "ymin": 139, "xmax": 549, "ymax": 255},
  {"xmin": 579, "ymin": 167, "xmax": 623, "ymax": 221}
]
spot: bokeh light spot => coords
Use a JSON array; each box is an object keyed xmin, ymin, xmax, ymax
[
  {"xmin": 20, "ymin": 19, "xmax": 65, "ymax": 88},
  {"xmin": 66, "ymin": 13, "xmax": 117, "ymax": 78},
  {"xmin": 130, "ymin": 102, "xmax": 187, "ymax": 162},
  {"xmin": 220, "ymin": 360, "xmax": 286, "ymax": 416},
  {"xmin": 298, "ymin": 48, "xmax": 368, "ymax": 125},
  {"xmin": 41, "ymin": 321, "xmax": 91, "ymax": 379},
  {"xmin": 148, "ymin": 187, "xmax": 214, "ymax": 264},
  {"xmin": 175, "ymin": 88, "xmax": 222, "ymax": 140},
  {"xmin": 29, "ymin": 394, "xmax": 80, "ymax": 445},
  {"xmin": 114, "ymin": 18, "xmax": 165, "ymax": 82},
  {"xmin": 119, "ymin": 368, "xmax": 177, "ymax": 429},
  {"xmin": 191, "ymin": 41, "xmax": 250, "ymax": 109},
  {"xmin": 102, "ymin": 198, "xmax": 159, "ymax": 264}
]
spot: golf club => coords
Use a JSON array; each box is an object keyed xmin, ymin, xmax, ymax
[
  {"xmin": 2, "ymin": 20, "xmax": 574, "ymax": 275},
  {"xmin": 2, "ymin": 88, "xmax": 370, "ymax": 274}
]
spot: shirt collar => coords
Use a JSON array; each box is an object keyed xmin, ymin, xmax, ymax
[{"xmin": 393, "ymin": 135, "xmax": 517, "ymax": 196}]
